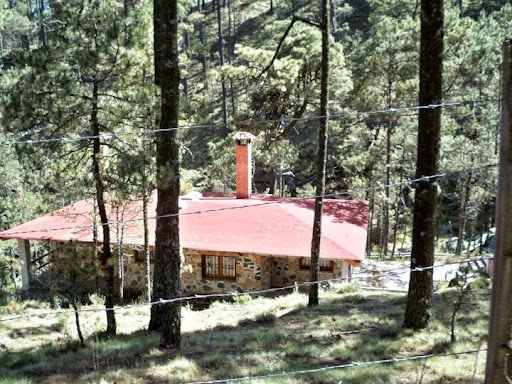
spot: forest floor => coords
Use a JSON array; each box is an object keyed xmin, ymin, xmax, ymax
[{"xmin": 0, "ymin": 282, "xmax": 490, "ymax": 383}]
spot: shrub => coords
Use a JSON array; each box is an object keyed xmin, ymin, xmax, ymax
[
  {"xmin": 232, "ymin": 294, "xmax": 252, "ymax": 305},
  {"xmin": 335, "ymin": 283, "xmax": 359, "ymax": 294},
  {"xmin": 88, "ymin": 293, "xmax": 105, "ymax": 307}
]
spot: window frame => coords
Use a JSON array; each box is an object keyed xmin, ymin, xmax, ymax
[
  {"xmin": 201, "ymin": 255, "xmax": 237, "ymax": 280},
  {"xmin": 299, "ymin": 258, "xmax": 334, "ymax": 272}
]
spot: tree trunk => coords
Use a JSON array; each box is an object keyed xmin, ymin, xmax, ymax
[
  {"xmin": 268, "ymin": 166, "xmax": 277, "ymax": 195},
  {"xmin": 91, "ymin": 81, "xmax": 117, "ymax": 336},
  {"xmin": 404, "ymin": 0, "xmax": 443, "ymax": 330},
  {"xmin": 227, "ymin": 0, "xmax": 236, "ymax": 115},
  {"xmin": 71, "ymin": 296, "xmax": 85, "ymax": 348},
  {"xmin": 216, "ymin": 0, "xmax": 229, "ymax": 131},
  {"xmin": 484, "ymin": 37, "xmax": 512, "ymax": 384},
  {"xmin": 142, "ymin": 170, "xmax": 151, "ymax": 302},
  {"xmin": 308, "ymin": 0, "xmax": 330, "ymax": 307},
  {"xmin": 116, "ymin": 206, "xmax": 124, "ymax": 303},
  {"xmin": 382, "ymin": 76, "xmax": 395, "ymax": 257},
  {"xmin": 198, "ymin": 0, "xmax": 208, "ymax": 90},
  {"xmin": 92, "ymin": 199, "xmax": 100, "ymax": 291},
  {"xmin": 401, "ymin": 222, "xmax": 407, "ymax": 251},
  {"xmin": 181, "ymin": 31, "xmax": 190, "ymax": 97},
  {"xmin": 366, "ymin": 170, "xmax": 374, "ymax": 257},
  {"xmin": 149, "ymin": 0, "xmax": 182, "ymax": 350},
  {"xmin": 455, "ymin": 174, "xmax": 469, "ymax": 255},
  {"xmin": 382, "ymin": 120, "xmax": 393, "ymax": 257},
  {"xmin": 38, "ymin": 0, "xmax": 47, "ymax": 46},
  {"xmin": 378, "ymin": 215, "xmax": 384, "ymax": 258},
  {"xmin": 391, "ymin": 162, "xmax": 404, "ymax": 258}
]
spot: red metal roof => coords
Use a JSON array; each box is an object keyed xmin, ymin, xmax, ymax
[{"xmin": 0, "ymin": 193, "xmax": 368, "ymax": 262}]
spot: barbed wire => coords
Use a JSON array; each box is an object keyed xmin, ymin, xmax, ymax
[
  {"xmin": 0, "ymin": 163, "xmax": 497, "ymax": 238},
  {"xmin": 0, "ymin": 98, "xmax": 499, "ymax": 147},
  {"xmin": 186, "ymin": 349, "xmax": 487, "ymax": 383},
  {"xmin": 0, "ymin": 255, "xmax": 492, "ymax": 323}
]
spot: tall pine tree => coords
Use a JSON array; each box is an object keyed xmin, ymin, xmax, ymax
[
  {"xmin": 148, "ymin": 0, "xmax": 182, "ymax": 350},
  {"xmin": 404, "ymin": 0, "xmax": 444, "ymax": 330}
]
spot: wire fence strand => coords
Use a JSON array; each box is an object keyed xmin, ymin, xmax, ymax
[
  {"xmin": 0, "ymin": 163, "xmax": 497, "ymax": 238},
  {"xmin": 0, "ymin": 255, "xmax": 492, "ymax": 323},
  {"xmin": 0, "ymin": 98, "xmax": 499, "ymax": 147},
  {"xmin": 185, "ymin": 349, "xmax": 487, "ymax": 383}
]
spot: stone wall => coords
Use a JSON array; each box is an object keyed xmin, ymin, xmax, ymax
[
  {"xmin": 48, "ymin": 242, "xmax": 105, "ymax": 294},
  {"xmin": 180, "ymin": 250, "xmax": 271, "ymax": 295},
  {"xmin": 120, "ymin": 248, "xmax": 273, "ymax": 296},
  {"xmin": 50, "ymin": 242, "xmax": 350, "ymax": 298},
  {"xmin": 122, "ymin": 247, "xmax": 152, "ymax": 297},
  {"xmin": 50, "ymin": 242, "xmax": 148, "ymax": 297},
  {"xmin": 269, "ymin": 256, "xmax": 347, "ymax": 288}
]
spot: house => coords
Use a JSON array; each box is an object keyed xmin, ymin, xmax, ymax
[{"xmin": 0, "ymin": 133, "xmax": 369, "ymax": 297}]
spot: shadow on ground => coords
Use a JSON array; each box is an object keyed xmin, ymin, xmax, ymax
[{"xmin": 0, "ymin": 290, "xmax": 489, "ymax": 384}]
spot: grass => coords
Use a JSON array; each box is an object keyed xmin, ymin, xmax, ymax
[{"xmin": 0, "ymin": 285, "xmax": 490, "ymax": 383}]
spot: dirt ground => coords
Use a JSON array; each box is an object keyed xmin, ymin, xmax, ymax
[{"xmin": 353, "ymin": 258, "xmax": 466, "ymax": 291}]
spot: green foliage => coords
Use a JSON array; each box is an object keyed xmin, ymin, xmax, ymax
[
  {"xmin": 335, "ymin": 282, "xmax": 359, "ymax": 294},
  {"xmin": 232, "ymin": 293, "xmax": 252, "ymax": 305},
  {"xmin": 0, "ymin": 0, "xmax": 508, "ymax": 280},
  {"xmin": 88, "ymin": 294, "xmax": 105, "ymax": 307},
  {"xmin": 296, "ymin": 183, "xmax": 315, "ymax": 198},
  {"xmin": 53, "ymin": 313, "xmax": 69, "ymax": 332}
]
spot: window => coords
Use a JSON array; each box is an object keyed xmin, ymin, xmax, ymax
[
  {"xmin": 299, "ymin": 258, "xmax": 334, "ymax": 272},
  {"xmin": 202, "ymin": 255, "xmax": 236, "ymax": 280}
]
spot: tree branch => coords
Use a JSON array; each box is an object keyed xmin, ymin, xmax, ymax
[
  {"xmin": 258, "ymin": 14, "xmax": 321, "ymax": 78},
  {"xmin": 294, "ymin": 15, "xmax": 321, "ymax": 28},
  {"xmin": 279, "ymin": 94, "xmax": 310, "ymax": 138},
  {"xmin": 97, "ymin": 93, "xmax": 133, "ymax": 103}
]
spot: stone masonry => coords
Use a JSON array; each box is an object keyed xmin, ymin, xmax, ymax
[
  {"xmin": 50, "ymin": 242, "xmax": 350, "ymax": 298},
  {"xmin": 269, "ymin": 256, "xmax": 347, "ymax": 288}
]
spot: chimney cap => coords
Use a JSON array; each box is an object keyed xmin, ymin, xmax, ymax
[{"xmin": 233, "ymin": 132, "xmax": 254, "ymax": 146}]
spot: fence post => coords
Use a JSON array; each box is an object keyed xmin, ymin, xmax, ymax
[{"xmin": 485, "ymin": 37, "xmax": 512, "ymax": 384}]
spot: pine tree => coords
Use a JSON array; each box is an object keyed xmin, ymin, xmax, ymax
[
  {"xmin": 404, "ymin": 0, "xmax": 444, "ymax": 330},
  {"xmin": 308, "ymin": 0, "xmax": 330, "ymax": 307},
  {"xmin": 1, "ymin": 0, "xmax": 155, "ymax": 335},
  {"xmin": 148, "ymin": 0, "xmax": 182, "ymax": 350}
]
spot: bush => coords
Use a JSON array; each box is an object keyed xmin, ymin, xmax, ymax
[
  {"xmin": 335, "ymin": 283, "xmax": 359, "ymax": 294},
  {"xmin": 232, "ymin": 294, "xmax": 252, "ymax": 305},
  {"xmin": 53, "ymin": 314, "xmax": 69, "ymax": 332},
  {"xmin": 88, "ymin": 293, "xmax": 105, "ymax": 307},
  {"xmin": 471, "ymin": 276, "xmax": 490, "ymax": 290}
]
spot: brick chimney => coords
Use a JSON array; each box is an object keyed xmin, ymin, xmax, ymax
[{"xmin": 234, "ymin": 132, "xmax": 253, "ymax": 199}]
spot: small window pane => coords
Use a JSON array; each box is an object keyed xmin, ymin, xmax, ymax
[
  {"xmin": 205, "ymin": 256, "xmax": 218, "ymax": 277},
  {"xmin": 319, "ymin": 259, "xmax": 332, "ymax": 270},
  {"xmin": 300, "ymin": 258, "xmax": 333, "ymax": 271},
  {"xmin": 223, "ymin": 257, "xmax": 236, "ymax": 278},
  {"xmin": 300, "ymin": 258, "xmax": 311, "ymax": 269},
  {"xmin": 202, "ymin": 255, "xmax": 236, "ymax": 280}
]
